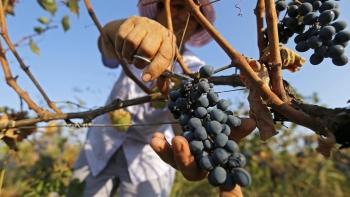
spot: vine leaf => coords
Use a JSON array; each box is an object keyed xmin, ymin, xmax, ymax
[
  {"xmin": 37, "ymin": 0, "xmax": 57, "ymax": 15},
  {"xmin": 108, "ymin": 109, "xmax": 131, "ymax": 132},
  {"xmin": 61, "ymin": 15, "xmax": 70, "ymax": 32},
  {"xmin": 30, "ymin": 38, "xmax": 40, "ymax": 55},
  {"xmin": 34, "ymin": 27, "xmax": 45, "ymax": 34},
  {"xmin": 38, "ymin": 17, "xmax": 49, "ymax": 24},
  {"xmin": 66, "ymin": 0, "xmax": 80, "ymax": 17}
]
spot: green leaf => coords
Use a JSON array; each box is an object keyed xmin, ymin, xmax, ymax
[
  {"xmin": 34, "ymin": 27, "xmax": 45, "ymax": 34},
  {"xmin": 66, "ymin": 0, "xmax": 80, "ymax": 17},
  {"xmin": 37, "ymin": 0, "xmax": 57, "ymax": 15},
  {"xmin": 61, "ymin": 15, "xmax": 70, "ymax": 32},
  {"xmin": 29, "ymin": 39, "xmax": 40, "ymax": 55},
  {"xmin": 151, "ymin": 100, "xmax": 167, "ymax": 109},
  {"xmin": 38, "ymin": 17, "xmax": 49, "ymax": 24}
]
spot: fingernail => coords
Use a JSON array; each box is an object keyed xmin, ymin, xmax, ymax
[
  {"xmin": 142, "ymin": 73, "xmax": 152, "ymax": 82},
  {"xmin": 173, "ymin": 140, "xmax": 182, "ymax": 154}
]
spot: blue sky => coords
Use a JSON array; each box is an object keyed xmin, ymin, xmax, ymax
[{"xmin": 0, "ymin": 0, "xmax": 349, "ymax": 135}]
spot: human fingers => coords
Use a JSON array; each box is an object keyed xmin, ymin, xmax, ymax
[
  {"xmin": 156, "ymin": 75, "xmax": 171, "ymax": 96},
  {"xmin": 150, "ymin": 132, "xmax": 178, "ymax": 170},
  {"xmin": 171, "ymin": 136, "xmax": 208, "ymax": 181},
  {"xmin": 121, "ymin": 24, "xmax": 147, "ymax": 64},
  {"xmin": 229, "ymin": 118, "xmax": 256, "ymax": 142},
  {"xmin": 141, "ymin": 30, "xmax": 176, "ymax": 82},
  {"xmin": 115, "ymin": 16, "xmax": 137, "ymax": 60},
  {"xmin": 220, "ymin": 185, "xmax": 244, "ymax": 197}
]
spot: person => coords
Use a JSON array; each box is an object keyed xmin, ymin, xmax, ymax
[{"xmin": 67, "ymin": 0, "xmax": 256, "ymax": 197}]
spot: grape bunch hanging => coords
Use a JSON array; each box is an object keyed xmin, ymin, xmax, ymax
[
  {"xmin": 266, "ymin": 0, "xmax": 349, "ymax": 66},
  {"xmin": 167, "ymin": 65, "xmax": 251, "ymax": 190}
]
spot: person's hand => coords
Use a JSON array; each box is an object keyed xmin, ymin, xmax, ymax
[
  {"xmin": 115, "ymin": 16, "xmax": 176, "ymax": 82},
  {"xmin": 150, "ymin": 118, "xmax": 256, "ymax": 197}
]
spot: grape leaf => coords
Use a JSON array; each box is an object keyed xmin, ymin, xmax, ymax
[
  {"xmin": 66, "ymin": 0, "xmax": 80, "ymax": 17},
  {"xmin": 37, "ymin": 0, "xmax": 57, "ymax": 15},
  {"xmin": 61, "ymin": 15, "xmax": 70, "ymax": 32},
  {"xmin": 29, "ymin": 39, "xmax": 40, "ymax": 55},
  {"xmin": 38, "ymin": 17, "xmax": 49, "ymax": 24},
  {"xmin": 34, "ymin": 27, "xmax": 44, "ymax": 34}
]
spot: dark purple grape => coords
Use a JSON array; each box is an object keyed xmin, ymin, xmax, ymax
[
  {"xmin": 303, "ymin": 12, "xmax": 318, "ymax": 25},
  {"xmin": 169, "ymin": 90, "xmax": 180, "ymax": 102},
  {"xmin": 188, "ymin": 117, "xmax": 202, "ymax": 131},
  {"xmin": 194, "ymin": 126, "xmax": 208, "ymax": 141},
  {"xmin": 313, "ymin": 1, "xmax": 322, "ymax": 10},
  {"xmin": 217, "ymin": 99, "xmax": 229, "ymax": 111},
  {"xmin": 277, "ymin": 23, "xmax": 284, "ymax": 32},
  {"xmin": 294, "ymin": 33, "xmax": 309, "ymax": 44},
  {"xmin": 209, "ymin": 167, "xmax": 227, "ymax": 185},
  {"xmin": 209, "ymin": 83, "xmax": 214, "ymax": 88},
  {"xmin": 283, "ymin": 28, "xmax": 294, "ymax": 37},
  {"xmin": 307, "ymin": 36, "xmax": 323, "ymax": 49},
  {"xmin": 314, "ymin": 45, "xmax": 327, "ymax": 56},
  {"xmin": 207, "ymin": 91, "xmax": 219, "ymax": 106},
  {"xmin": 328, "ymin": 44, "xmax": 345, "ymax": 58},
  {"xmin": 318, "ymin": 10, "xmax": 335, "ymax": 26},
  {"xmin": 221, "ymin": 113, "xmax": 228, "ymax": 124},
  {"xmin": 226, "ymin": 115, "xmax": 241, "ymax": 127},
  {"xmin": 298, "ymin": 3, "xmax": 313, "ymax": 16},
  {"xmin": 331, "ymin": 8, "xmax": 340, "ymax": 21},
  {"xmin": 198, "ymin": 81, "xmax": 210, "ymax": 93},
  {"xmin": 214, "ymin": 133, "xmax": 228, "ymax": 148},
  {"xmin": 334, "ymin": 30, "xmax": 350, "ymax": 43},
  {"xmin": 178, "ymin": 114, "xmax": 190, "ymax": 126},
  {"xmin": 194, "ymin": 107, "xmax": 207, "ymax": 118},
  {"xmin": 199, "ymin": 155, "xmax": 216, "ymax": 171},
  {"xmin": 196, "ymin": 96, "xmax": 209, "ymax": 108},
  {"xmin": 199, "ymin": 65, "xmax": 214, "ymax": 78},
  {"xmin": 232, "ymin": 168, "xmax": 252, "ymax": 187},
  {"xmin": 224, "ymin": 140, "xmax": 238, "ymax": 153},
  {"xmin": 190, "ymin": 90, "xmax": 202, "ymax": 102},
  {"xmin": 334, "ymin": 40, "xmax": 348, "ymax": 48},
  {"xmin": 307, "ymin": 27, "xmax": 320, "ymax": 36},
  {"xmin": 291, "ymin": 24, "xmax": 306, "ymax": 34},
  {"xmin": 332, "ymin": 21, "xmax": 347, "ymax": 32},
  {"xmin": 225, "ymin": 110, "xmax": 234, "ymax": 116},
  {"xmin": 181, "ymin": 131, "xmax": 195, "ymax": 142},
  {"xmin": 167, "ymin": 101, "xmax": 176, "ymax": 111},
  {"xmin": 212, "ymin": 148, "xmax": 229, "ymax": 165},
  {"xmin": 324, "ymin": 40, "xmax": 334, "ymax": 46},
  {"xmin": 310, "ymin": 53, "xmax": 324, "ymax": 65},
  {"xmin": 332, "ymin": 55, "xmax": 348, "ymax": 66},
  {"xmin": 221, "ymin": 173, "xmax": 237, "ymax": 191},
  {"xmin": 286, "ymin": 17, "xmax": 299, "ymax": 29},
  {"xmin": 319, "ymin": 1, "xmax": 337, "ymax": 12},
  {"xmin": 189, "ymin": 140, "xmax": 204, "ymax": 154},
  {"xmin": 210, "ymin": 109, "xmax": 224, "ymax": 122},
  {"xmin": 180, "ymin": 80, "xmax": 192, "ymax": 92},
  {"xmin": 176, "ymin": 98, "xmax": 188, "ymax": 110},
  {"xmin": 207, "ymin": 121, "xmax": 222, "ymax": 135},
  {"xmin": 319, "ymin": 25, "xmax": 336, "ymax": 40},
  {"xmin": 228, "ymin": 153, "xmax": 247, "ymax": 168},
  {"xmin": 203, "ymin": 139, "xmax": 214, "ymax": 151},
  {"xmin": 221, "ymin": 124, "xmax": 231, "ymax": 136},
  {"xmin": 275, "ymin": 1, "xmax": 287, "ymax": 12},
  {"xmin": 296, "ymin": 41, "xmax": 310, "ymax": 52},
  {"xmin": 172, "ymin": 110, "xmax": 181, "ymax": 119},
  {"xmin": 288, "ymin": 5, "xmax": 299, "ymax": 17}
]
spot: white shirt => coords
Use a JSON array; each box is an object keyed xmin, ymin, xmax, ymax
[{"xmin": 84, "ymin": 49, "xmax": 205, "ymax": 184}]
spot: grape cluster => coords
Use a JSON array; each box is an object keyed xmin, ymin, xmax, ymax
[
  {"xmin": 167, "ymin": 65, "xmax": 251, "ymax": 190},
  {"xmin": 266, "ymin": 0, "xmax": 349, "ymax": 66}
]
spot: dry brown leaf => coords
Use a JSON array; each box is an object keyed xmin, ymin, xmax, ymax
[
  {"xmin": 241, "ymin": 57, "xmax": 278, "ymax": 141},
  {"xmin": 316, "ymin": 131, "xmax": 336, "ymax": 158},
  {"xmin": 260, "ymin": 45, "xmax": 306, "ymax": 72}
]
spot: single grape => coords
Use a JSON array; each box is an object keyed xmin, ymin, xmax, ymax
[
  {"xmin": 328, "ymin": 44, "xmax": 345, "ymax": 58},
  {"xmin": 194, "ymin": 126, "xmax": 208, "ymax": 141},
  {"xmin": 197, "ymin": 96, "xmax": 209, "ymax": 108},
  {"xmin": 210, "ymin": 109, "xmax": 224, "ymax": 122},
  {"xmin": 275, "ymin": 1, "xmax": 287, "ymax": 12},
  {"xmin": 221, "ymin": 124, "xmax": 231, "ymax": 136},
  {"xmin": 198, "ymin": 81, "xmax": 210, "ymax": 93},
  {"xmin": 212, "ymin": 148, "xmax": 229, "ymax": 165},
  {"xmin": 314, "ymin": 45, "xmax": 327, "ymax": 56},
  {"xmin": 332, "ymin": 55, "xmax": 348, "ymax": 66},
  {"xmin": 331, "ymin": 8, "xmax": 341, "ymax": 21},
  {"xmin": 298, "ymin": 2, "xmax": 313, "ymax": 16},
  {"xmin": 286, "ymin": 17, "xmax": 299, "ymax": 29},
  {"xmin": 226, "ymin": 115, "xmax": 242, "ymax": 127},
  {"xmin": 194, "ymin": 151, "xmax": 208, "ymax": 163},
  {"xmin": 318, "ymin": 10, "xmax": 335, "ymax": 26},
  {"xmin": 283, "ymin": 28, "xmax": 294, "ymax": 38},
  {"xmin": 214, "ymin": 133, "xmax": 229, "ymax": 148},
  {"xmin": 303, "ymin": 12, "xmax": 318, "ymax": 25},
  {"xmin": 334, "ymin": 30, "xmax": 350, "ymax": 43},
  {"xmin": 199, "ymin": 65, "xmax": 214, "ymax": 78},
  {"xmin": 232, "ymin": 168, "xmax": 252, "ymax": 187},
  {"xmin": 319, "ymin": 1, "xmax": 337, "ymax": 13},
  {"xmin": 190, "ymin": 90, "xmax": 202, "ymax": 102},
  {"xmin": 313, "ymin": 1, "xmax": 322, "ymax": 10},
  {"xmin": 188, "ymin": 117, "xmax": 202, "ymax": 131},
  {"xmin": 324, "ymin": 40, "xmax": 334, "ymax": 46},
  {"xmin": 181, "ymin": 131, "xmax": 195, "ymax": 142},
  {"xmin": 225, "ymin": 110, "xmax": 234, "ymax": 116},
  {"xmin": 224, "ymin": 140, "xmax": 239, "ymax": 153},
  {"xmin": 334, "ymin": 40, "xmax": 348, "ymax": 48},
  {"xmin": 221, "ymin": 173, "xmax": 237, "ymax": 191},
  {"xmin": 195, "ymin": 107, "xmax": 208, "ymax": 118},
  {"xmin": 207, "ymin": 121, "xmax": 222, "ymax": 135},
  {"xmin": 307, "ymin": 36, "xmax": 323, "ymax": 49},
  {"xmin": 307, "ymin": 27, "xmax": 320, "ymax": 37},
  {"xmin": 294, "ymin": 33, "xmax": 309, "ymax": 44},
  {"xmin": 178, "ymin": 114, "xmax": 190, "ymax": 126},
  {"xmin": 288, "ymin": 5, "xmax": 299, "ymax": 17},
  {"xmin": 277, "ymin": 23, "xmax": 284, "ymax": 32},
  {"xmin": 209, "ymin": 167, "xmax": 227, "ymax": 185},
  {"xmin": 221, "ymin": 113, "xmax": 228, "ymax": 124},
  {"xmin": 319, "ymin": 25, "xmax": 336, "ymax": 40},
  {"xmin": 189, "ymin": 140, "xmax": 204, "ymax": 154},
  {"xmin": 167, "ymin": 101, "xmax": 176, "ymax": 111},
  {"xmin": 217, "ymin": 99, "xmax": 230, "ymax": 111},
  {"xmin": 175, "ymin": 97, "xmax": 188, "ymax": 110},
  {"xmin": 199, "ymin": 155, "xmax": 216, "ymax": 171},
  {"xmin": 203, "ymin": 139, "xmax": 214, "ymax": 151},
  {"xmin": 296, "ymin": 41, "xmax": 310, "ymax": 52},
  {"xmin": 207, "ymin": 91, "xmax": 220, "ymax": 106},
  {"xmin": 169, "ymin": 90, "xmax": 180, "ymax": 102},
  {"xmin": 228, "ymin": 153, "xmax": 247, "ymax": 168},
  {"xmin": 291, "ymin": 24, "xmax": 306, "ymax": 34},
  {"xmin": 310, "ymin": 53, "xmax": 324, "ymax": 65},
  {"xmin": 331, "ymin": 21, "xmax": 347, "ymax": 32},
  {"xmin": 172, "ymin": 110, "xmax": 181, "ymax": 119}
]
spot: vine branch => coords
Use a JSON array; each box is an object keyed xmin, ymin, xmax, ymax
[{"xmin": 254, "ymin": 0, "xmax": 267, "ymax": 57}]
